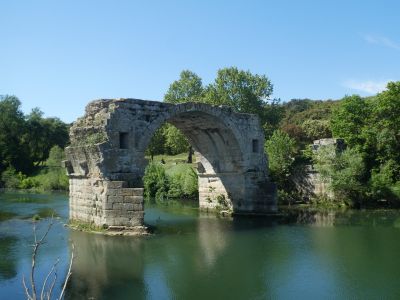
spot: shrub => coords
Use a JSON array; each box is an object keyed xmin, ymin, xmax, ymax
[
  {"xmin": 313, "ymin": 145, "xmax": 365, "ymax": 206},
  {"xmin": 182, "ymin": 167, "xmax": 198, "ymax": 198},
  {"xmin": 143, "ymin": 162, "xmax": 169, "ymax": 203},
  {"xmin": 265, "ymin": 130, "xmax": 297, "ymax": 197},
  {"xmin": 1, "ymin": 167, "xmax": 21, "ymax": 188},
  {"xmin": 369, "ymin": 160, "xmax": 400, "ymax": 204}
]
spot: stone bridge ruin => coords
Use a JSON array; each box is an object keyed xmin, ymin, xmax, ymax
[{"xmin": 64, "ymin": 99, "xmax": 277, "ymax": 230}]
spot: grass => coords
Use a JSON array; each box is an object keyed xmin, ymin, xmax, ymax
[
  {"xmin": 146, "ymin": 153, "xmax": 197, "ymax": 170},
  {"xmin": 69, "ymin": 219, "xmax": 107, "ymax": 233}
]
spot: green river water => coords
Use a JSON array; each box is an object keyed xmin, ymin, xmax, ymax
[{"xmin": 1, "ymin": 191, "xmax": 400, "ymax": 299}]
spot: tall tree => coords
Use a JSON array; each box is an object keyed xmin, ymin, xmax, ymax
[
  {"xmin": 164, "ymin": 70, "xmax": 204, "ymax": 103},
  {"xmin": 204, "ymin": 67, "xmax": 273, "ymax": 117},
  {"xmin": 330, "ymin": 95, "xmax": 370, "ymax": 148},
  {"xmin": 164, "ymin": 70, "xmax": 205, "ymax": 162},
  {"xmin": 0, "ymin": 96, "xmax": 30, "ymax": 173}
]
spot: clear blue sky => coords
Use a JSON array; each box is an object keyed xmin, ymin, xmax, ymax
[{"xmin": 1, "ymin": 0, "xmax": 399, "ymax": 122}]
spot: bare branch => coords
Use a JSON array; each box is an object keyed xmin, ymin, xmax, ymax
[
  {"xmin": 40, "ymin": 259, "xmax": 59, "ymax": 300},
  {"xmin": 23, "ymin": 275, "xmax": 33, "ymax": 300},
  {"xmin": 31, "ymin": 224, "xmax": 38, "ymax": 300},
  {"xmin": 31, "ymin": 217, "xmax": 54, "ymax": 299},
  {"xmin": 47, "ymin": 272, "xmax": 57, "ymax": 300},
  {"xmin": 23, "ymin": 217, "xmax": 72, "ymax": 300},
  {"xmin": 58, "ymin": 244, "xmax": 74, "ymax": 300}
]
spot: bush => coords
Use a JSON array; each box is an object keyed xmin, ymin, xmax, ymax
[
  {"xmin": 143, "ymin": 162, "xmax": 169, "ymax": 203},
  {"xmin": 313, "ymin": 145, "xmax": 366, "ymax": 206},
  {"xmin": 369, "ymin": 160, "xmax": 400, "ymax": 204},
  {"xmin": 182, "ymin": 167, "xmax": 198, "ymax": 198},
  {"xmin": 0, "ymin": 145, "xmax": 69, "ymax": 191},
  {"xmin": 265, "ymin": 130, "xmax": 297, "ymax": 199},
  {"xmin": 1, "ymin": 167, "xmax": 22, "ymax": 188},
  {"xmin": 143, "ymin": 162, "xmax": 198, "ymax": 202}
]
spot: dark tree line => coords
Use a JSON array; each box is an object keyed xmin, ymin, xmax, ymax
[{"xmin": 0, "ymin": 95, "xmax": 69, "ymax": 178}]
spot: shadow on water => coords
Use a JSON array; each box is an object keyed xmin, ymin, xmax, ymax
[{"xmin": 0, "ymin": 236, "xmax": 18, "ymax": 280}]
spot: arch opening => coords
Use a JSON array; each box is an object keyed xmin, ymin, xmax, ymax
[{"xmin": 142, "ymin": 110, "xmax": 246, "ymax": 211}]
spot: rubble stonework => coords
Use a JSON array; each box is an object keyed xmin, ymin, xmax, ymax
[{"xmin": 65, "ymin": 98, "xmax": 277, "ymax": 229}]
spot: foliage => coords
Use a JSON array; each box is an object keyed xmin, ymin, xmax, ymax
[
  {"xmin": 279, "ymin": 99, "xmax": 336, "ymax": 145},
  {"xmin": 1, "ymin": 167, "xmax": 23, "ymax": 189},
  {"xmin": 0, "ymin": 96, "xmax": 31, "ymax": 174},
  {"xmin": 0, "ymin": 146, "xmax": 68, "ymax": 191},
  {"xmin": 368, "ymin": 160, "xmax": 400, "ymax": 204},
  {"xmin": 204, "ymin": 67, "xmax": 273, "ymax": 116},
  {"xmin": 313, "ymin": 145, "xmax": 365, "ymax": 206},
  {"xmin": 143, "ymin": 162, "xmax": 170, "ymax": 203},
  {"xmin": 164, "ymin": 124, "xmax": 189, "ymax": 155},
  {"xmin": 146, "ymin": 126, "xmax": 167, "ymax": 158},
  {"xmin": 0, "ymin": 95, "xmax": 69, "ymax": 182},
  {"xmin": 164, "ymin": 70, "xmax": 204, "ymax": 103},
  {"xmin": 265, "ymin": 130, "xmax": 297, "ymax": 189},
  {"xmin": 301, "ymin": 119, "xmax": 331, "ymax": 141},
  {"xmin": 330, "ymin": 95, "xmax": 370, "ymax": 148},
  {"xmin": 143, "ymin": 160, "xmax": 198, "ymax": 203}
]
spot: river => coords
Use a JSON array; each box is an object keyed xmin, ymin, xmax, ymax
[{"xmin": 1, "ymin": 191, "xmax": 400, "ymax": 299}]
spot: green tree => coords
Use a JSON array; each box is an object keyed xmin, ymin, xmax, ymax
[
  {"xmin": 301, "ymin": 119, "xmax": 331, "ymax": 141},
  {"xmin": 0, "ymin": 95, "xmax": 31, "ymax": 174},
  {"xmin": 370, "ymin": 81, "xmax": 400, "ymax": 167},
  {"xmin": 313, "ymin": 145, "xmax": 365, "ymax": 206},
  {"xmin": 204, "ymin": 67, "xmax": 273, "ymax": 117},
  {"xmin": 164, "ymin": 70, "xmax": 204, "ymax": 162},
  {"xmin": 164, "ymin": 70, "xmax": 204, "ymax": 103},
  {"xmin": 164, "ymin": 124, "xmax": 189, "ymax": 155},
  {"xmin": 265, "ymin": 130, "xmax": 296, "ymax": 187},
  {"xmin": 330, "ymin": 95, "xmax": 370, "ymax": 148},
  {"xmin": 24, "ymin": 110, "xmax": 69, "ymax": 166},
  {"xmin": 146, "ymin": 126, "xmax": 167, "ymax": 160}
]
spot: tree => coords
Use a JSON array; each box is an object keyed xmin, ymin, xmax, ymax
[
  {"xmin": 301, "ymin": 119, "xmax": 331, "ymax": 141},
  {"xmin": 370, "ymin": 81, "xmax": 400, "ymax": 167},
  {"xmin": 164, "ymin": 124, "xmax": 189, "ymax": 155},
  {"xmin": 0, "ymin": 95, "xmax": 31, "ymax": 173},
  {"xmin": 204, "ymin": 67, "xmax": 273, "ymax": 117},
  {"xmin": 164, "ymin": 70, "xmax": 204, "ymax": 103},
  {"xmin": 313, "ymin": 145, "xmax": 365, "ymax": 206},
  {"xmin": 265, "ymin": 130, "xmax": 296, "ymax": 188},
  {"xmin": 330, "ymin": 95, "xmax": 370, "ymax": 148},
  {"xmin": 146, "ymin": 126, "xmax": 166, "ymax": 160},
  {"xmin": 164, "ymin": 70, "xmax": 204, "ymax": 162},
  {"xmin": 24, "ymin": 110, "xmax": 69, "ymax": 166}
]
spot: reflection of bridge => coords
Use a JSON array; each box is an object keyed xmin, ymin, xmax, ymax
[{"xmin": 64, "ymin": 99, "xmax": 276, "ymax": 229}]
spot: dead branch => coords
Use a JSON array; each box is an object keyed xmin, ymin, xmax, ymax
[{"xmin": 22, "ymin": 218, "xmax": 74, "ymax": 300}]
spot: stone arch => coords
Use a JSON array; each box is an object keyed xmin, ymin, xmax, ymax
[{"xmin": 65, "ymin": 99, "xmax": 277, "ymax": 230}]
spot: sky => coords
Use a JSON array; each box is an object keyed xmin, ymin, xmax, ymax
[{"xmin": 1, "ymin": 0, "xmax": 399, "ymax": 123}]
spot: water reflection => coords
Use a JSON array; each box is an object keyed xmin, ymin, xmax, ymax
[
  {"xmin": 66, "ymin": 231, "xmax": 146, "ymax": 299},
  {"xmin": 197, "ymin": 214, "xmax": 231, "ymax": 267},
  {"xmin": 3, "ymin": 191, "xmax": 400, "ymax": 299},
  {"xmin": 0, "ymin": 236, "xmax": 18, "ymax": 280}
]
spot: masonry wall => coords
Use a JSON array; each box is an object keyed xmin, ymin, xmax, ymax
[{"xmin": 69, "ymin": 177, "xmax": 144, "ymax": 228}]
